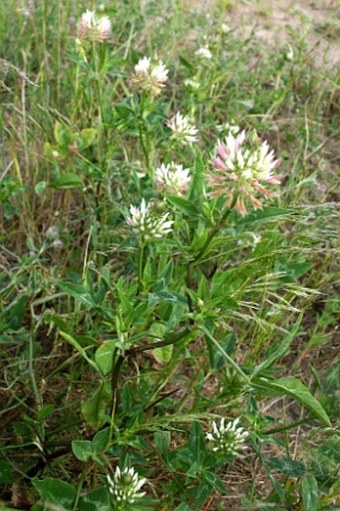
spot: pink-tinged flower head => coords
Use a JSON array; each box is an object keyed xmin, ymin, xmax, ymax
[
  {"xmin": 154, "ymin": 162, "xmax": 191, "ymax": 196},
  {"xmin": 167, "ymin": 112, "xmax": 198, "ymax": 145},
  {"xmin": 78, "ymin": 10, "xmax": 111, "ymax": 42},
  {"xmin": 127, "ymin": 199, "xmax": 173, "ymax": 240},
  {"xmin": 208, "ymin": 129, "xmax": 282, "ymax": 215},
  {"xmin": 132, "ymin": 57, "xmax": 169, "ymax": 96}
]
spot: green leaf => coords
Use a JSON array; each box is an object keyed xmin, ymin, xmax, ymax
[
  {"xmin": 92, "ymin": 427, "xmax": 110, "ymax": 453},
  {"xmin": 37, "ymin": 404, "xmax": 54, "ymax": 422},
  {"xmin": 213, "ymin": 333, "xmax": 236, "ymax": 369},
  {"xmin": 255, "ymin": 376, "xmax": 331, "ymax": 426},
  {"xmin": 251, "ymin": 313, "xmax": 303, "ymax": 377},
  {"xmin": 200, "ymin": 325, "xmax": 249, "ymax": 382},
  {"xmin": 153, "ymin": 260, "xmax": 173, "ymax": 291},
  {"xmin": 174, "ymin": 503, "xmax": 193, "ymax": 511},
  {"xmin": 33, "ymin": 478, "xmax": 76, "ymax": 509},
  {"xmin": 59, "ymin": 331, "xmax": 99, "ymax": 372},
  {"xmin": 35, "ymin": 180, "xmax": 48, "ymax": 195},
  {"xmin": 191, "ymin": 483, "xmax": 212, "ymax": 508},
  {"xmin": 203, "ymin": 328, "xmax": 215, "ymax": 368},
  {"xmin": 188, "ymin": 422, "xmax": 205, "ymax": 465},
  {"xmin": 95, "ymin": 341, "xmax": 117, "ymax": 376},
  {"xmin": 78, "ymin": 488, "xmax": 111, "ymax": 511},
  {"xmin": 80, "ymin": 128, "xmax": 97, "ymax": 148},
  {"xmin": 301, "ymin": 474, "xmax": 319, "ymax": 511},
  {"xmin": 236, "ymin": 207, "xmax": 295, "ymax": 226},
  {"xmin": 167, "ymin": 195, "xmax": 199, "ymax": 217},
  {"xmin": 202, "ymin": 471, "xmax": 228, "ymax": 493},
  {"xmin": 189, "ymin": 150, "xmax": 205, "ymax": 201},
  {"xmin": 72, "ymin": 440, "xmax": 92, "ymax": 461},
  {"xmin": 179, "ymin": 54, "xmax": 194, "ymax": 71},
  {"xmin": 58, "ymin": 281, "xmax": 95, "ymax": 307},
  {"xmin": 3, "ymin": 295, "xmax": 28, "ymax": 330},
  {"xmin": 0, "ymin": 459, "xmax": 14, "ymax": 484},
  {"xmin": 152, "ymin": 344, "xmax": 173, "ymax": 364},
  {"xmin": 155, "ymin": 290, "xmax": 188, "ymax": 305},
  {"xmin": 51, "ymin": 172, "xmax": 84, "ymax": 189},
  {"xmin": 266, "ymin": 457, "xmax": 306, "ymax": 477},
  {"xmin": 54, "ymin": 121, "xmax": 72, "ymax": 146},
  {"xmin": 0, "ymin": 333, "xmax": 25, "ymax": 345},
  {"xmin": 154, "ymin": 431, "xmax": 171, "ymax": 453},
  {"xmin": 81, "ymin": 382, "xmax": 112, "ymax": 429}
]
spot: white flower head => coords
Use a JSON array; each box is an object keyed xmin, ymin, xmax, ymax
[
  {"xmin": 184, "ymin": 78, "xmax": 200, "ymax": 90},
  {"xmin": 221, "ymin": 23, "xmax": 231, "ymax": 34},
  {"xmin": 209, "ymin": 129, "xmax": 282, "ymax": 215},
  {"xmin": 195, "ymin": 47, "xmax": 213, "ymax": 60},
  {"xmin": 132, "ymin": 57, "xmax": 169, "ymax": 96},
  {"xmin": 51, "ymin": 239, "xmax": 63, "ymax": 250},
  {"xmin": 78, "ymin": 9, "xmax": 111, "ymax": 42},
  {"xmin": 154, "ymin": 162, "xmax": 191, "ymax": 196},
  {"xmin": 134, "ymin": 56, "xmax": 151, "ymax": 75},
  {"xmin": 285, "ymin": 45, "xmax": 294, "ymax": 62},
  {"xmin": 127, "ymin": 199, "xmax": 173, "ymax": 240},
  {"xmin": 45, "ymin": 225, "xmax": 59, "ymax": 240},
  {"xmin": 225, "ymin": 123, "xmax": 241, "ymax": 135},
  {"xmin": 206, "ymin": 418, "xmax": 249, "ymax": 456},
  {"xmin": 167, "ymin": 112, "xmax": 198, "ymax": 145},
  {"xmin": 107, "ymin": 466, "xmax": 146, "ymax": 505},
  {"xmin": 17, "ymin": 0, "xmax": 35, "ymax": 17}
]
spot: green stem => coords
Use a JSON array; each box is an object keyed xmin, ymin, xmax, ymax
[
  {"xmin": 138, "ymin": 96, "xmax": 151, "ymax": 171},
  {"xmin": 193, "ymin": 195, "xmax": 237, "ymax": 263},
  {"xmin": 137, "ymin": 242, "xmax": 145, "ymax": 293},
  {"xmin": 139, "ymin": 122, "xmax": 150, "ymax": 171},
  {"xmin": 263, "ymin": 416, "xmax": 312, "ymax": 435},
  {"xmin": 28, "ymin": 333, "xmax": 42, "ymax": 409},
  {"xmin": 131, "ymin": 326, "xmax": 193, "ymax": 354},
  {"xmin": 92, "ymin": 43, "xmax": 106, "ymax": 163},
  {"xmin": 186, "ymin": 262, "xmax": 194, "ymax": 313},
  {"xmin": 110, "ymin": 352, "xmax": 125, "ymax": 418}
]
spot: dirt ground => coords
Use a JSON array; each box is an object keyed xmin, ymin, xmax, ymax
[{"xmin": 187, "ymin": 0, "xmax": 340, "ymax": 66}]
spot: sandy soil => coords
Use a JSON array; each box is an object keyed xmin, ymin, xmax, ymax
[{"xmin": 187, "ymin": 0, "xmax": 340, "ymax": 65}]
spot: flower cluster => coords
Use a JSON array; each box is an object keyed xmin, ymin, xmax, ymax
[
  {"xmin": 184, "ymin": 78, "xmax": 200, "ymax": 90},
  {"xmin": 154, "ymin": 162, "xmax": 191, "ymax": 196},
  {"xmin": 78, "ymin": 10, "xmax": 111, "ymax": 42},
  {"xmin": 167, "ymin": 112, "xmax": 198, "ymax": 145},
  {"xmin": 195, "ymin": 46, "xmax": 212, "ymax": 60},
  {"xmin": 44, "ymin": 226, "xmax": 63, "ymax": 249},
  {"xmin": 206, "ymin": 418, "xmax": 249, "ymax": 456},
  {"xmin": 107, "ymin": 466, "xmax": 146, "ymax": 507},
  {"xmin": 127, "ymin": 199, "xmax": 173, "ymax": 240},
  {"xmin": 209, "ymin": 129, "xmax": 281, "ymax": 215},
  {"xmin": 132, "ymin": 57, "xmax": 169, "ymax": 96}
]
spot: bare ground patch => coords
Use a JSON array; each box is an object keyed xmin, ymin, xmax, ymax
[{"xmin": 185, "ymin": 0, "xmax": 340, "ymax": 66}]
